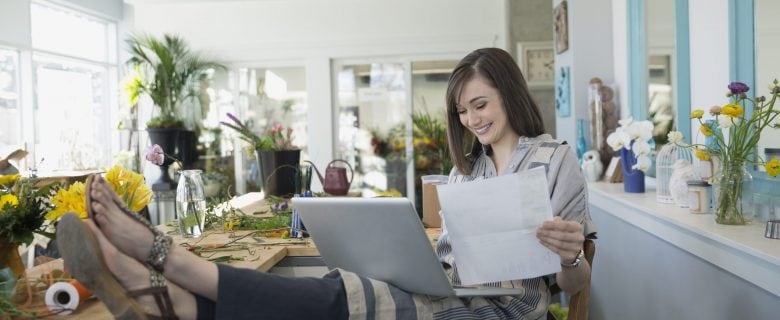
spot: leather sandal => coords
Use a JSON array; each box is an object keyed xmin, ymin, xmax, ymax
[
  {"xmin": 57, "ymin": 213, "xmax": 179, "ymax": 320},
  {"xmin": 85, "ymin": 174, "xmax": 173, "ymax": 273}
]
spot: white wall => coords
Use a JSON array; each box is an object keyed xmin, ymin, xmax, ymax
[
  {"xmin": 553, "ymin": 0, "xmax": 615, "ymax": 145},
  {"xmin": 127, "ymin": 0, "xmax": 508, "ymax": 177},
  {"xmin": 0, "ymin": 1, "xmax": 32, "ymax": 48}
]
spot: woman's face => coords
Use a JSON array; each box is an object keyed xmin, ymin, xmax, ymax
[{"xmin": 456, "ymin": 74, "xmax": 516, "ymax": 147}]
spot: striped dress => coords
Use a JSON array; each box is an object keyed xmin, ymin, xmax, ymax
[{"xmin": 335, "ymin": 134, "xmax": 597, "ymax": 320}]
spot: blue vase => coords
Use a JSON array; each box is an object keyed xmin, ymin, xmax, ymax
[{"xmin": 620, "ymin": 148, "xmax": 645, "ymax": 193}]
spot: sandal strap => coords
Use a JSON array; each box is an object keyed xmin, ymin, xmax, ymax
[
  {"xmin": 114, "ymin": 198, "xmax": 172, "ymax": 273},
  {"xmin": 147, "ymin": 231, "xmax": 173, "ymax": 273},
  {"xmin": 127, "ymin": 269, "xmax": 179, "ymax": 320}
]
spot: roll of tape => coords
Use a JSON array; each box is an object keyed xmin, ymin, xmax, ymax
[{"xmin": 44, "ymin": 280, "xmax": 91, "ymax": 315}]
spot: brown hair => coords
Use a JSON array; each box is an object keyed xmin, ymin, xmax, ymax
[{"xmin": 445, "ymin": 47, "xmax": 546, "ymax": 175}]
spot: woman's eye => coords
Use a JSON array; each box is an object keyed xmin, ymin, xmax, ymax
[
  {"xmin": 476, "ymin": 103, "xmax": 486, "ymax": 109},
  {"xmin": 457, "ymin": 109, "xmax": 466, "ymax": 115}
]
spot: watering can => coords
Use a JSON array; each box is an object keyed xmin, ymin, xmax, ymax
[{"xmin": 304, "ymin": 160, "xmax": 354, "ymax": 196}]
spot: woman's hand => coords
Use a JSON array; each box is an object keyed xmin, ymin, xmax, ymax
[{"xmin": 536, "ymin": 217, "xmax": 584, "ymax": 264}]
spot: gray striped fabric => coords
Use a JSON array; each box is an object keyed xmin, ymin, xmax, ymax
[{"xmin": 336, "ymin": 134, "xmax": 596, "ymax": 320}]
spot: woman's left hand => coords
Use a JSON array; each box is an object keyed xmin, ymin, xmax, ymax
[{"xmin": 536, "ymin": 217, "xmax": 584, "ymax": 264}]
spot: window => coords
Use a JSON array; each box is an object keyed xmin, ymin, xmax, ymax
[
  {"xmin": 0, "ymin": 49, "xmax": 21, "ymax": 149},
  {"xmin": 29, "ymin": 1, "xmax": 118, "ymax": 170}
]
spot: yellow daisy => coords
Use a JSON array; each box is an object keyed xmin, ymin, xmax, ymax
[
  {"xmin": 766, "ymin": 159, "xmax": 780, "ymax": 177},
  {"xmin": 690, "ymin": 109, "xmax": 704, "ymax": 119},
  {"xmin": 0, "ymin": 194, "xmax": 19, "ymax": 209},
  {"xmin": 694, "ymin": 148, "xmax": 710, "ymax": 161},
  {"xmin": 105, "ymin": 165, "xmax": 152, "ymax": 212},
  {"xmin": 47, "ymin": 182, "xmax": 87, "ymax": 221},
  {"xmin": 700, "ymin": 124, "xmax": 714, "ymax": 137},
  {"xmin": 0, "ymin": 174, "xmax": 20, "ymax": 186},
  {"xmin": 721, "ymin": 103, "xmax": 744, "ymax": 118}
]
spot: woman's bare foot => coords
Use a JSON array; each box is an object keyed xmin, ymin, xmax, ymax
[
  {"xmin": 89, "ymin": 175, "xmax": 156, "ymax": 262},
  {"xmin": 84, "ymin": 219, "xmax": 197, "ymax": 319}
]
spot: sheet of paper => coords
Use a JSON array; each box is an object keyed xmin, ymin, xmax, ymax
[{"xmin": 437, "ymin": 166, "xmax": 561, "ymax": 285}]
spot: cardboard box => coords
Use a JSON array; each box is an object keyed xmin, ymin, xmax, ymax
[{"xmin": 422, "ymin": 183, "xmax": 442, "ymax": 228}]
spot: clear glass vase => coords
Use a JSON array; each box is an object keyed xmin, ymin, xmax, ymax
[
  {"xmin": 176, "ymin": 170, "xmax": 207, "ymax": 237},
  {"xmin": 713, "ymin": 162, "xmax": 753, "ymax": 225}
]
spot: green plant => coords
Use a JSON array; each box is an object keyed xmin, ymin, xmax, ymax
[
  {"xmin": 0, "ymin": 175, "xmax": 57, "ymax": 245},
  {"xmin": 412, "ymin": 110, "xmax": 452, "ymax": 175},
  {"xmin": 125, "ymin": 33, "xmax": 225, "ymax": 128},
  {"xmin": 220, "ymin": 113, "xmax": 299, "ymax": 151}
]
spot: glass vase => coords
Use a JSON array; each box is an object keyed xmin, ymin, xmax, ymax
[
  {"xmin": 176, "ymin": 170, "xmax": 207, "ymax": 237},
  {"xmin": 713, "ymin": 162, "xmax": 753, "ymax": 225}
]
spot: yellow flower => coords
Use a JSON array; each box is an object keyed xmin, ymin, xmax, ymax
[
  {"xmin": 104, "ymin": 165, "xmax": 152, "ymax": 212},
  {"xmin": 766, "ymin": 159, "xmax": 780, "ymax": 177},
  {"xmin": 700, "ymin": 124, "xmax": 714, "ymax": 137},
  {"xmin": 694, "ymin": 148, "xmax": 710, "ymax": 161},
  {"xmin": 0, "ymin": 174, "xmax": 20, "ymax": 186},
  {"xmin": 0, "ymin": 194, "xmax": 19, "ymax": 209},
  {"xmin": 690, "ymin": 109, "xmax": 705, "ymax": 119},
  {"xmin": 721, "ymin": 103, "xmax": 744, "ymax": 118},
  {"xmin": 47, "ymin": 182, "xmax": 87, "ymax": 221}
]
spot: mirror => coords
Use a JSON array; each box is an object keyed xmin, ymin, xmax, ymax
[
  {"xmin": 628, "ymin": 0, "xmax": 690, "ymax": 148},
  {"xmin": 646, "ymin": 0, "xmax": 676, "ymax": 147},
  {"xmin": 755, "ymin": 0, "xmax": 780, "ymax": 162}
]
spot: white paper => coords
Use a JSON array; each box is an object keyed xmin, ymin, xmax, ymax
[{"xmin": 437, "ymin": 166, "xmax": 561, "ymax": 285}]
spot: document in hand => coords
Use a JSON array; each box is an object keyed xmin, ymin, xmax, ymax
[{"xmin": 436, "ymin": 166, "xmax": 561, "ymax": 285}]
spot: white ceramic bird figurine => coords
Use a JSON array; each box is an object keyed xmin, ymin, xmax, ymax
[
  {"xmin": 582, "ymin": 150, "xmax": 604, "ymax": 182},
  {"xmin": 669, "ymin": 159, "xmax": 696, "ymax": 207}
]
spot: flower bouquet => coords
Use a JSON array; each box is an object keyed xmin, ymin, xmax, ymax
[
  {"xmin": 46, "ymin": 165, "xmax": 152, "ymax": 222},
  {"xmin": 0, "ymin": 174, "xmax": 56, "ymax": 278},
  {"xmin": 678, "ymin": 81, "xmax": 779, "ymax": 225},
  {"xmin": 607, "ymin": 118, "xmax": 654, "ymax": 192}
]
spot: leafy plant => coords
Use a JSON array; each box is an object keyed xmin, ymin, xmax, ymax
[
  {"xmin": 0, "ymin": 176, "xmax": 57, "ymax": 245},
  {"xmin": 125, "ymin": 33, "xmax": 225, "ymax": 128},
  {"xmin": 220, "ymin": 113, "xmax": 299, "ymax": 151}
]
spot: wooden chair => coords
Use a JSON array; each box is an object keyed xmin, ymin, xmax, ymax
[{"xmin": 547, "ymin": 239, "xmax": 596, "ymax": 320}]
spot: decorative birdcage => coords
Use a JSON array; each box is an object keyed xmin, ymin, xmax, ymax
[{"xmin": 656, "ymin": 143, "xmax": 694, "ymax": 203}]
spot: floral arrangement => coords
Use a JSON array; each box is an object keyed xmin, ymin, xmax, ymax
[
  {"xmin": 220, "ymin": 113, "xmax": 298, "ymax": 151},
  {"xmin": 685, "ymin": 81, "xmax": 780, "ymax": 176},
  {"xmin": 0, "ymin": 174, "xmax": 56, "ymax": 245},
  {"xmin": 45, "ymin": 165, "xmax": 152, "ymax": 221},
  {"xmin": 606, "ymin": 118, "xmax": 654, "ymax": 172},
  {"xmin": 669, "ymin": 81, "xmax": 779, "ymax": 224}
]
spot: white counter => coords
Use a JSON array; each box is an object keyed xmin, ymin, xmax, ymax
[{"xmin": 588, "ymin": 180, "xmax": 780, "ymax": 297}]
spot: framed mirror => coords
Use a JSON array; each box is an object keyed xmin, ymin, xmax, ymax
[
  {"xmin": 627, "ymin": 0, "xmax": 691, "ymax": 146},
  {"xmin": 730, "ymin": 0, "xmax": 780, "ymax": 182}
]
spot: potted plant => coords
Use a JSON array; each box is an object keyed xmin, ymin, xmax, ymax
[
  {"xmin": 221, "ymin": 113, "xmax": 301, "ymax": 197},
  {"xmin": 125, "ymin": 33, "xmax": 224, "ymax": 185}
]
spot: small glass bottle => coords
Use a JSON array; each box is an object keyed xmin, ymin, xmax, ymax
[
  {"xmin": 176, "ymin": 170, "xmax": 207, "ymax": 237},
  {"xmin": 576, "ymin": 119, "xmax": 588, "ymax": 164},
  {"xmin": 686, "ymin": 180, "xmax": 710, "ymax": 214}
]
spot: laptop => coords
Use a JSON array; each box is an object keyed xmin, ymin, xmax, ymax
[{"xmin": 293, "ymin": 197, "xmax": 524, "ymax": 297}]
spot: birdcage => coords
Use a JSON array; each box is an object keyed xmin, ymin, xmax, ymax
[{"xmin": 656, "ymin": 143, "xmax": 693, "ymax": 203}]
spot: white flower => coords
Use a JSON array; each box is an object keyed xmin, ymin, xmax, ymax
[
  {"xmin": 626, "ymin": 120, "xmax": 654, "ymax": 142},
  {"xmin": 667, "ymin": 131, "xmax": 684, "ymax": 144},
  {"xmin": 633, "ymin": 155, "xmax": 652, "ymax": 172},
  {"xmin": 718, "ymin": 115, "xmax": 740, "ymax": 129},
  {"xmin": 618, "ymin": 117, "xmax": 634, "ymax": 127},
  {"xmin": 631, "ymin": 140, "xmax": 652, "ymax": 157},
  {"xmin": 607, "ymin": 129, "xmax": 631, "ymax": 151}
]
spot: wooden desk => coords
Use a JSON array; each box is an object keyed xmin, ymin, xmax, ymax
[{"xmin": 23, "ymin": 193, "xmax": 441, "ymax": 319}]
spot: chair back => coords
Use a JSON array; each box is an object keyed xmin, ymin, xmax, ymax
[{"xmin": 547, "ymin": 239, "xmax": 596, "ymax": 320}]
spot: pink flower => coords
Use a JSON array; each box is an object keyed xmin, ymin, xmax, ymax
[
  {"xmin": 145, "ymin": 144, "xmax": 165, "ymax": 166},
  {"xmin": 270, "ymin": 123, "xmax": 284, "ymax": 136}
]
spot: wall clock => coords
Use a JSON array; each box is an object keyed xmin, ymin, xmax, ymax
[{"xmin": 517, "ymin": 41, "xmax": 555, "ymax": 88}]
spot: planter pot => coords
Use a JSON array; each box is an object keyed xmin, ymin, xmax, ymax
[
  {"xmin": 620, "ymin": 148, "xmax": 645, "ymax": 193},
  {"xmin": 147, "ymin": 128, "xmax": 180, "ymax": 191},
  {"xmin": 0, "ymin": 239, "xmax": 25, "ymax": 280},
  {"xmin": 177, "ymin": 130, "xmax": 198, "ymax": 168},
  {"xmin": 256, "ymin": 149, "xmax": 301, "ymax": 197}
]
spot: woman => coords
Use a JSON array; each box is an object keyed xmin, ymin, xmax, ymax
[{"xmin": 57, "ymin": 47, "xmax": 595, "ymax": 319}]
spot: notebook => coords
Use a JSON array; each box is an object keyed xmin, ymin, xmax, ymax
[{"xmin": 292, "ymin": 197, "xmax": 524, "ymax": 297}]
